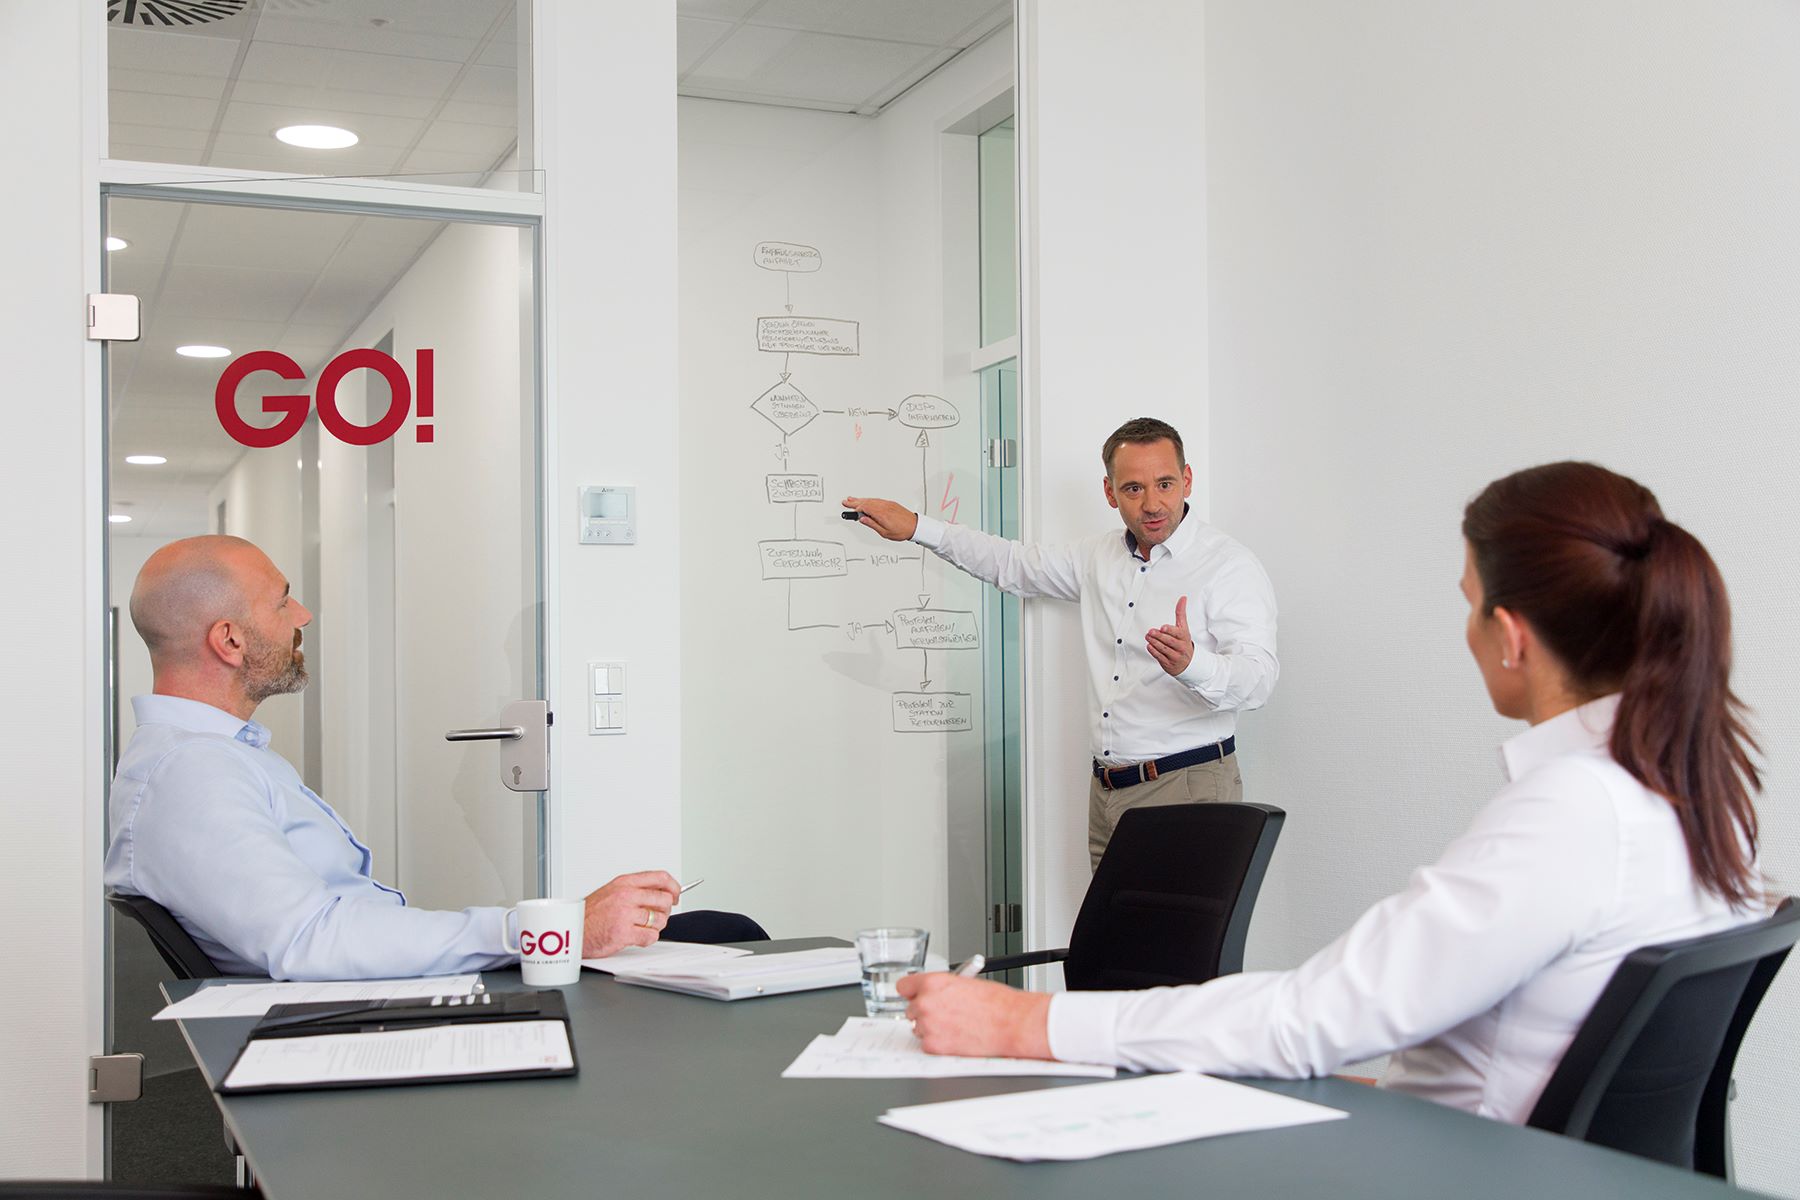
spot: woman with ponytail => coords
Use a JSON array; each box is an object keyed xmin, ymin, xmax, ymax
[{"xmin": 898, "ymin": 461, "xmax": 1767, "ymax": 1124}]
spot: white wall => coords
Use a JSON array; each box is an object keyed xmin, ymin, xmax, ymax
[
  {"xmin": 538, "ymin": 1, "xmax": 684, "ymax": 896},
  {"xmin": 1018, "ymin": 0, "xmax": 1211, "ymax": 962},
  {"xmin": 677, "ymin": 32, "xmax": 1010, "ymax": 948},
  {"xmin": 0, "ymin": 0, "xmax": 104, "ymax": 1177},
  {"xmin": 1204, "ymin": 1, "xmax": 1800, "ymax": 1192}
]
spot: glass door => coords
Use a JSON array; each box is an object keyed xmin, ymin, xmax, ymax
[
  {"xmin": 976, "ymin": 113, "xmax": 1024, "ymax": 970},
  {"xmin": 101, "ymin": 188, "xmax": 543, "ymax": 1183}
]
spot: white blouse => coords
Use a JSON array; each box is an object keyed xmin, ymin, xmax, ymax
[{"xmin": 1046, "ymin": 694, "xmax": 1762, "ymax": 1122}]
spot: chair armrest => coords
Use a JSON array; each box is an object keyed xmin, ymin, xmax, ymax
[{"xmin": 980, "ymin": 948, "xmax": 1069, "ymax": 973}]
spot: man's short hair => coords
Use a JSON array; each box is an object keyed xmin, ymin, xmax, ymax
[{"xmin": 1102, "ymin": 418, "xmax": 1186, "ymax": 474}]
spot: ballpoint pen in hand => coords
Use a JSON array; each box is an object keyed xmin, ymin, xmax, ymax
[{"xmin": 953, "ymin": 954, "xmax": 986, "ymax": 978}]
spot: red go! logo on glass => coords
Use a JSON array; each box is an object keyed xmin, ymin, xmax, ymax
[{"xmin": 215, "ymin": 348, "xmax": 436, "ymax": 448}]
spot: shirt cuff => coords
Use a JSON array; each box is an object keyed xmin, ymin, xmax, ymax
[
  {"xmin": 1175, "ymin": 647, "xmax": 1224, "ymax": 695},
  {"xmin": 911, "ymin": 513, "xmax": 947, "ymax": 549},
  {"xmin": 1047, "ymin": 989, "xmax": 1124, "ymax": 1067}
]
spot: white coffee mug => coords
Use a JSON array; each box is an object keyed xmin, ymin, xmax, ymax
[{"xmin": 503, "ymin": 897, "xmax": 586, "ymax": 986}]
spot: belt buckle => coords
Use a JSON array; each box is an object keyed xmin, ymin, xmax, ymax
[{"xmin": 1141, "ymin": 760, "xmax": 1158, "ymax": 784}]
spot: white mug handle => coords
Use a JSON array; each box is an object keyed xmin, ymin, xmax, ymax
[{"xmin": 501, "ymin": 907, "xmax": 520, "ymax": 955}]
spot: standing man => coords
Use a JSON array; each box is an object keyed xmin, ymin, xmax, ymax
[{"xmin": 846, "ymin": 417, "xmax": 1277, "ymax": 868}]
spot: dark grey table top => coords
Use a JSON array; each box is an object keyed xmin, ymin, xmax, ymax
[{"xmin": 164, "ymin": 938, "xmax": 1757, "ymax": 1200}]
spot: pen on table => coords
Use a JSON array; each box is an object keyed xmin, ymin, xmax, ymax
[{"xmin": 953, "ymin": 954, "xmax": 985, "ymax": 978}]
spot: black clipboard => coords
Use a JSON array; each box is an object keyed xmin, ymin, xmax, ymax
[{"xmin": 217, "ymin": 989, "xmax": 578, "ymax": 1094}]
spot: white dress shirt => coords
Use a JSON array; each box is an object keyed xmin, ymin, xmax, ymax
[
  {"xmin": 106, "ymin": 694, "xmax": 515, "ymax": 980},
  {"xmin": 912, "ymin": 507, "xmax": 1278, "ymax": 763},
  {"xmin": 1045, "ymin": 694, "xmax": 1763, "ymax": 1122}
]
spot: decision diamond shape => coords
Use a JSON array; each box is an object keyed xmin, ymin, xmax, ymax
[{"xmin": 750, "ymin": 379, "xmax": 819, "ymax": 436}]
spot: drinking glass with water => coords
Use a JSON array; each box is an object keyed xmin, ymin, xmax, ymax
[{"xmin": 855, "ymin": 927, "xmax": 930, "ymax": 1018}]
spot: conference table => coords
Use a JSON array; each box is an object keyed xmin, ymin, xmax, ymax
[{"xmin": 164, "ymin": 938, "xmax": 1757, "ymax": 1199}]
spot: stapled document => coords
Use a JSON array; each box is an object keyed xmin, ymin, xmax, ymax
[
  {"xmin": 610, "ymin": 946, "xmax": 859, "ymax": 1000},
  {"xmin": 155, "ymin": 975, "xmax": 481, "ymax": 1021},
  {"xmin": 878, "ymin": 1072, "xmax": 1348, "ymax": 1161}
]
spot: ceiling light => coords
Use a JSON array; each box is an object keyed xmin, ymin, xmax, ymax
[
  {"xmin": 176, "ymin": 345, "xmax": 231, "ymax": 359},
  {"xmin": 125, "ymin": 455, "xmax": 167, "ymax": 465},
  {"xmin": 276, "ymin": 124, "xmax": 359, "ymax": 150},
  {"xmin": 106, "ymin": 236, "xmax": 128, "ymax": 252},
  {"xmin": 109, "ymin": 514, "xmax": 132, "ymax": 524}
]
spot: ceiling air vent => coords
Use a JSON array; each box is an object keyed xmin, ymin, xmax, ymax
[{"xmin": 107, "ymin": 0, "xmax": 250, "ymax": 26}]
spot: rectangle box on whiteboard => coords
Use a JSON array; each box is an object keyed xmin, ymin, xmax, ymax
[
  {"xmin": 756, "ymin": 316, "xmax": 860, "ymax": 356},
  {"xmin": 758, "ymin": 539, "xmax": 847, "ymax": 579},
  {"xmin": 891, "ymin": 692, "xmax": 973, "ymax": 733},
  {"xmin": 892, "ymin": 609, "xmax": 980, "ymax": 650},
  {"xmin": 766, "ymin": 474, "xmax": 824, "ymax": 503}
]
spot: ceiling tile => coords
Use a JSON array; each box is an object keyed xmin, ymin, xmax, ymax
[
  {"xmin": 109, "ymin": 122, "xmax": 211, "ymax": 153},
  {"xmin": 678, "ymin": 17, "xmax": 737, "ymax": 76},
  {"xmin": 415, "ymin": 120, "xmax": 515, "ymax": 156},
  {"xmin": 450, "ymin": 64, "xmax": 517, "ymax": 107},
  {"xmin": 252, "ymin": 13, "xmax": 481, "ymax": 63},
  {"xmin": 693, "ymin": 24, "xmax": 805, "ymax": 83},
  {"xmin": 109, "ymin": 90, "xmax": 222, "ymax": 129},
  {"xmin": 157, "ymin": 266, "xmax": 316, "ymax": 324},
  {"xmin": 239, "ymin": 41, "xmax": 333, "ymax": 88},
  {"xmin": 323, "ymin": 50, "xmax": 462, "ymax": 99},
  {"xmin": 437, "ymin": 100, "xmax": 517, "ymax": 128},
  {"xmin": 749, "ymin": 0, "xmax": 997, "ymax": 44},
  {"xmin": 230, "ymin": 80, "xmax": 440, "ymax": 119},
  {"xmin": 678, "ymin": 0, "xmax": 767, "ymax": 20},
  {"xmin": 108, "ymin": 27, "xmax": 242, "ymax": 75},
  {"xmin": 110, "ymin": 67, "xmax": 229, "ymax": 100}
]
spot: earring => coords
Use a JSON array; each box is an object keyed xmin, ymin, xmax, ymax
[{"xmin": 1501, "ymin": 657, "xmax": 1514, "ymax": 669}]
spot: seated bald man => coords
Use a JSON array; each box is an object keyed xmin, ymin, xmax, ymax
[{"xmin": 105, "ymin": 535, "xmax": 682, "ymax": 980}]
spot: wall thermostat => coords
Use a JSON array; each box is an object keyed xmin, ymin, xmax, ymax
[{"xmin": 579, "ymin": 485, "xmax": 636, "ymax": 544}]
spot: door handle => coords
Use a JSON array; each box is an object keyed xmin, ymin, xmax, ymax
[
  {"xmin": 444, "ymin": 700, "xmax": 549, "ymax": 791},
  {"xmin": 444, "ymin": 726, "xmax": 525, "ymax": 742}
]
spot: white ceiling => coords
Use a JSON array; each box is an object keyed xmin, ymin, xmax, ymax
[{"xmin": 103, "ymin": 0, "xmax": 1008, "ymax": 537}]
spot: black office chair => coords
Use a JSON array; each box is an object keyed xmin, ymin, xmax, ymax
[
  {"xmin": 982, "ymin": 801, "xmax": 1285, "ymax": 988},
  {"xmin": 1527, "ymin": 896, "xmax": 1799, "ymax": 1179},
  {"xmin": 663, "ymin": 909, "xmax": 770, "ymax": 944},
  {"xmin": 107, "ymin": 892, "xmax": 221, "ymax": 980}
]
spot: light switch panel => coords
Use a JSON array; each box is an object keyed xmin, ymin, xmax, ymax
[{"xmin": 588, "ymin": 661, "xmax": 626, "ymax": 734}]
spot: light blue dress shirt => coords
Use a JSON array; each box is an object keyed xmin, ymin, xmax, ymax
[{"xmin": 106, "ymin": 694, "xmax": 515, "ymax": 980}]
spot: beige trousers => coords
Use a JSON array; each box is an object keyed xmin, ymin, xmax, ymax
[{"xmin": 1088, "ymin": 753, "xmax": 1244, "ymax": 871}]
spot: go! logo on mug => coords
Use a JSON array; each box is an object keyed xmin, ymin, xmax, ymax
[{"xmin": 503, "ymin": 897, "xmax": 586, "ymax": 987}]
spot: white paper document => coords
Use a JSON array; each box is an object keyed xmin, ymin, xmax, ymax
[
  {"xmin": 222, "ymin": 1020, "xmax": 573, "ymax": 1091},
  {"xmin": 583, "ymin": 943, "xmax": 752, "ymax": 974},
  {"xmin": 155, "ymin": 975, "xmax": 481, "ymax": 1021},
  {"xmin": 878, "ymin": 1072, "xmax": 1348, "ymax": 1161},
  {"xmin": 784, "ymin": 1017, "xmax": 1116, "ymax": 1080},
  {"xmin": 611, "ymin": 946, "xmax": 860, "ymax": 1000}
]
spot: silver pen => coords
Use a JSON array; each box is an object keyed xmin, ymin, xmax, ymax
[
  {"xmin": 953, "ymin": 953, "xmax": 986, "ymax": 977},
  {"xmin": 678, "ymin": 877, "xmax": 704, "ymax": 895}
]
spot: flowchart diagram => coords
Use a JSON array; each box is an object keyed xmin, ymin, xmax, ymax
[{"xmin": 748, "ymin": 240, "xmax": 979, "ymax": 733}]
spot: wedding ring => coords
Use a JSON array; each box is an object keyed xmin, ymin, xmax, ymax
[{"xmin": 639, "ymin": 909, "xmax": 655, "ymax": 928}]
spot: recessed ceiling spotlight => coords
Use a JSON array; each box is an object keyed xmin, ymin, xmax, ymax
[
  {"xmin": 176, "ymin": 345, "xmax": 231, "ymax": 359},
  {"xmin": 106, "ymin": 236, "xmax": 129, "ymax": 251},
  {"xmin": 109, "ymin": 514, "xmax": 133, "ymax": 524},
  {"xmin": 276, "ymin": 124, "xmax": 359, "ymax": 150},
  {"xmin": 125, "ymin": 455, "xmax": 167, "ymax": 465}
]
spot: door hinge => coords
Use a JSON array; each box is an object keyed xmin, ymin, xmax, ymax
[
  {"xmin": 89, "ymin": 1053, "xmax": 143, "ymax": 1103},
  {"xmin": 984, "ymin": 438, "xmax": 1017, "ymax": 468},
  {"xmin": 86, "ymin": 294, "xmax": 141, "ymax": 342},
  {"xmin": 1008, "ymin": 903, "xmax": 1023, "ymax": 934}
]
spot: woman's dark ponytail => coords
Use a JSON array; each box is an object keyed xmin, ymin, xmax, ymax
[{"xmin": 1464, "ymin": 463, "xmax": 1761, "ymax": 908}]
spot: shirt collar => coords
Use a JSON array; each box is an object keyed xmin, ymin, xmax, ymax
[
  {"xmin": 1498, "ymin": 693, "xmax": 1621, "ymax": 782},
  {"xmin": 131, "ymin": 694, "xmax": 271, "ymax": 750},
  {"xmin": 1124, "ymin": 502, "xmax": 1198, "ymax": 562}
]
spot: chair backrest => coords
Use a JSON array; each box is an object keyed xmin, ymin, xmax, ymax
[
  {"xmin": 1062, "ymin": 801, "xmax": 1284, "ymax": 991},
  {"xmin": 1527, "ymin": 896, "xmax": 1799, "ymax": 1176},
  {"xmin": 107, "ymin": 891, "xmax": 221, "ymax": 980}
]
